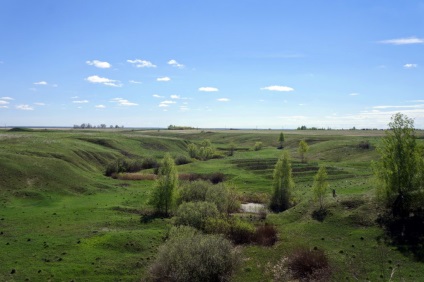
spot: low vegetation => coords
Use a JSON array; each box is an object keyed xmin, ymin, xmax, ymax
[{"xmin": 1, "ymin": 115, "xmax": 424, "ymax": 281}]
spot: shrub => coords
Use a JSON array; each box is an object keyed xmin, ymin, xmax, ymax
[
  {"xmin": 358, "ymin": 140, "xmax": 370, "ymax": 149},
  {"xmin": 253, "ymin": 224, "xmax": 277, "ymax": 246},
  {"xmin": 253, "ymin": 141, "xmax": 263, "ymax": 151},
  {"xmin": 205, "ymin": 183, "xmax": 229, "ymax": 213},
  {"xmin": 177, "ymin": 180, "xmax": 211, "ymax": 204},
  {"xmin": 178, "ymin": 173, "xmax": 225, "ymax": 184},
  {"xmin": 287, "ymin": 247, "xmax": 332, "ymax": 281},
  {"xmin": 205, "ymin": 217, "xmax": 231, "ymax": 235},
  {"xmin": 174, "ymin": 201, "xmax": 219, "ymax": 230},
  {"xmin": 141, "ymin": 157, "xmax": 159, "ymax": 170},
  {"xmin": 227, "ymin": 218, "xmax": 255, "ymax": 244},
  {"xmin": 149, "ymin": 226, "xmax": 238, "ymax": 282},
  {"xmin": 174, "ymin": 155, "xmax": 191, "ymax": 165},
  {"xmin": 115, "ymin": 173, "xmax": 157, "ymax": 181}
]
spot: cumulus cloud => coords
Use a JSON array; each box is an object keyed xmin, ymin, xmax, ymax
[
  {"xmin": 157, "ymin": 76, "xmax": 171, "ymax": 82},
  {"xmin": 153, "ymin": 94, "xmax": 164, "ymax": 98},
  {"xmin": 0, "ymin": 106, "xmax": 7, "ymax": 109},
  {"xmin": 34, "ymin": 102, "xmax": 45, "ymax": 106},
  {"xmin": 86, "ymin": 60, "xmax": 111, "ymax": 69},
  {"xmin": 261, "ymin": 85, "xmax": 294, "ymax": 92},
  {"xmin": 0, "ymin": 100, "xmax": 9, "ymax": 105},
  {"xmin": 373, "ymin": 104, "xmax": 424, "ymax": 109},
  {"xmin": 404, "ymin": 63, "xmax": 418, "ymax": 68},
  {"xmin": 95, "ymin": 104, "xmax": 106, "ymax": 108},
  {"xmin": 73, "ymin": 100, "xmax": 89, "ymax": 104},
  {"xmin": 168, "ymin": 59, "xmax": 184, "ymax": 68},
  {"xmin": 379, "ymin": 37, "xmax": 424, "ymax": 45},
  {"xmin": 86, "ymin": 75, "xmax": 122, "ymax": 87},
  {"xmin": 34, "ymin": 81, "xmax": 48, "ymax": 85},
  {"xmin": 170, "ymin": 95, "xmax": 180, "ymax": 99},
  {"xmin": 159, "ymin": 104, "xmax": 169, "ymax": 108},
  {"xmin": 16, "ymin": 104, "xmax": 34, "ymax": 110},
  {"xmin": 217, "ymin": 98, "xmax": 230, "ymax": 102},
  {"xmin": 129, "ymin": 80, "xmax": 142, "ymax": 84},
  {"xmin": 110, "ymin": 98, "xmax": 138, "ymax": 106},
  {"xmin": 127, "ymin": 59, "xmax": 156, "ymax": 68},
  {"xmin": 349, "ymin": 93, "xmax": 359, "ymax": 96},
  {"xmin": 199, "ymin": 87, "xmax": 219, "ymax": 92},
  {"xmin": 0, "ymin": 97, "xmax": 13, "ymax": 100}
]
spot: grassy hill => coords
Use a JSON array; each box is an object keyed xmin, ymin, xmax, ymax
[{"xmin": 0, "ymin": 128, "xmax": 423, "ymax": 281}]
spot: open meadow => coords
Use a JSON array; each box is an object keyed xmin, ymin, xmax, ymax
[{"xmin": 0, "ymin": 128, "xmax": 423, "ymax": 281}]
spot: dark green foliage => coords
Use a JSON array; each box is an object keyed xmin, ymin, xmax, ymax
[
  {"xmin": 270, "ymin": 150, "xmax": 294, "ymax": 212},
  {"xmin": 149, "ymin": 226, "xmax": 238, "ymax": 282},
  {"xmin": 105, "ymin": 157, "xmax": 158, "ymax": 176},
  {"xmin": 174, "ymin": 201, "xmax": 219, "ymax": 230},
  {"xmin": 174, "ymin": 155, "xmax": 191, "ymax": 165},
  {"xmin": 205, "ymin": 217, "xmax": 255, "ymax": 245},
  {"xmin": 178, "ymin": 180, "xmax": 210, "ymax": 204},
  {"xmin": 253, "ymin": 224, "xmax": 277, "ymax": 246}
]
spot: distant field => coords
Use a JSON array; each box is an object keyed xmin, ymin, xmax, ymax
[{"xmin": 0, "ymin": 128, "xmax": 423, "ymax": 281}]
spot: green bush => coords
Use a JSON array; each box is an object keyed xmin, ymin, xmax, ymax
[
  {"xmin": 174, "ymin": 155, "xmax": 191, "ymax": 165},
  {"xmin": 149, "ymin": 226, "xmax": 238, "ymax": 282},
  {"xmin": 227, "ymin": 218, "xmax": 256, "ymax": 244},
  {"xmin": 174, "ymin": 201, "xmax": 220, "ymax": 230},
  {"xmin": 205, "ymin": 183, "xmax": 229, "ymax": 213},
  {"xmin": 177, "ymin": 180, "xmax": 211, "ymax": 204}
]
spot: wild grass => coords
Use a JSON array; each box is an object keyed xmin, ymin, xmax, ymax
[{"xmin": 1, "ymin": 128, "xmax": 424, "ymax": 280}]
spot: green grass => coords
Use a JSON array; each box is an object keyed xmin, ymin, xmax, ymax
[{"xmin": 1, "ymin": 128, "xmax": 424, "ymax": 281}]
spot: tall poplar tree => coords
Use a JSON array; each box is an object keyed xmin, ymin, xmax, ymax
[
  {"xmin": 150, "ymin": 153, "xmax": 178, "ymax": 216},
  {"xmin": 270, "ymin": 150, "xmax": 295, "ymax": 212},
  {"xmin": 313, "ymin": 165, "xmax": 329, "ymax": 210}
]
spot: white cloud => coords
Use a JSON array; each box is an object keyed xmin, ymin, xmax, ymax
[
  {"xmin": 0, "ymin": 100, "xmax": 9, "ymax": 105},
  {"xmin": 0, "ymin": 106, "xmax": 7, "ymax": 109},
  {"xmin": 129, "ymin": 80, "xmax": 142, "ymax": 84},
  {"xmin": 16, "ymin": 104, "xmax": 34, "ymax": 111},
  {"xmin": 110, "ymin": 98, "xmax": 138, "ymax": 106},
  {"xmin": 153, "ymin": 94, "xmax": 164, "ymax": 98},
  {"xmin": 170, "ymin": 95, "xmax": 180, "ymax": 99},
  {"xmin": 95, "ymin": 104, "xmax": 106, "ymax": 108},
  {"xmin": 71, "ymin": 96, "xmax": 79, "ymax": 99},
  {"xmin": 404, "ymin": 63, "xmax": 418, "ymax": 68},
  {"xmin": 86, "ymin": 60, "xmax": 111, "ymax": 69},
  {"xmin": 34, "ymin": 102, "xmax": 45, "ymax": 106},
  {"xmin": 217, "ymin": 98, "xmax": 230, "ymax": 102},
  {"xmin": 127, "ymin": 59, "xmax": 156, "ymax": 68},
  {"xmin": 379, "ymin": 37, "xmax": 424, "ymax": 45},
  {"xmin": 34, "ymin": 81, "xmax": 48, "ymax": 85},
  {"xmin": 349, "ymin": 93, "xmax": 359, "ymax": 96},
  {"xmin": 159, "ymin": 104, "xmax": 169, "ymax": 108},
  {"xmin": 86, "ymin": 75, "xmax": 122, "ymax": 87},
  {"xmin": 199, "ymin": 87, "xmax": 219, "ymax": 92},
  {"xmin": 261, "ymin": 85, "xmax": 294, "ymax": 92},
  {"xmin": 180, "ymin": 106, "xmax": 189, "ymax": 111},
  {"xmin": 161, "ymin": 100, "xmax": 176, "ymax": 104},
  {"xmin": 73, "ymin": 100, "xmax": 89, "ymax": 104},
  {"xmin": 373, "ymin": 104, "xmax": 424, "ymax": 109},
  {"xmin": 0, "ymin": 97, "xmax": 13, "ymax": 100},
  {"xmin": 168, "ymin": 59, "xmax": 185, "ymax": 68},
  {"xmin": 157, "ymin": 76, "xmax": 171, "ymax": 82}
]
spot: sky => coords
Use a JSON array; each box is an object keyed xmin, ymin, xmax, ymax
[{"xmin": 1, "ymin": 1, "xmax": 424, "ymax": 129}]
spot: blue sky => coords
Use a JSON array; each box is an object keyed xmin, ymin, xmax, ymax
[{"xmin": 1, "ymin": 1, "xmax": 424, "ymax": 129}]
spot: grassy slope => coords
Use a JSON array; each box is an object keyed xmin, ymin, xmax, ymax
[{"xmin": 0, "ymin": 128, "xmax": 423, "ymax": 281}]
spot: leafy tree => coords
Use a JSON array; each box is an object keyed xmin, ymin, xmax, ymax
[
  {"xmin": 174, "ymin": 201, "xmax": 219, "ymax": 230},
  {"xmin": 270, "ymin": 150, "xmax": 295, "ymax": 212},
  {"xmin": 278, "ymin": 132, "xmax": 285, "ymax": 148},
  {"xmin": 187, "ymin": 143, "xmax": 198, "ymax": 158},
  {"xmin": 228, "ymin": 142, "xmax": 236, "ymax": 156},
  {"xmin": 373, "ymin": 113, "xmax": 424, "ymax": 217},
  {"xmin": 313, "ymin": 166, "xmax": 329, "ymax": 210},
  {"xmin": 150, "ymin": 153, "xmax": 178, "ymax": 216},
  {"xmin": 298, "ymin": 140, "xmax": 309, "ymax": 163}
]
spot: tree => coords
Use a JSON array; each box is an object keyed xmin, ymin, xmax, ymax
[
  {"xmin": 254, "ymin": 141, "xmax": 263, "ymax": 151},
  {"xmin": 228, "ymin": 142, "xmax": 236, "ymax": 156},
  {"xmin": 373, "ymin": 113, "xmax": 424, "ymax": 217},
  {"xmin": 313, "ymin": 166, "xmax": 329, "ymax": 210},
  {"xmin": 150, "ymin": 153, "xmax": 178, "ymax": 216},
  {"xmin": 278, "ymin": 132, "xmax": 285, "ymax": 148},
  {"xmin": 270, "ymin": 150, "xmax": 295, "ymax": 212},
  {"xmin": 298, "ymin": 140, "xmax": 309, "ymax": 163}
]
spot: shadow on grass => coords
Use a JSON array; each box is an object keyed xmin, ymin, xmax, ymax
[
  {"xmin": 312, "ymin": 208, "xmax": 328, "ymax": 222},
  {"xmin": 378, "ymin": 212, "xmax": 424, "ymax": 261}
]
